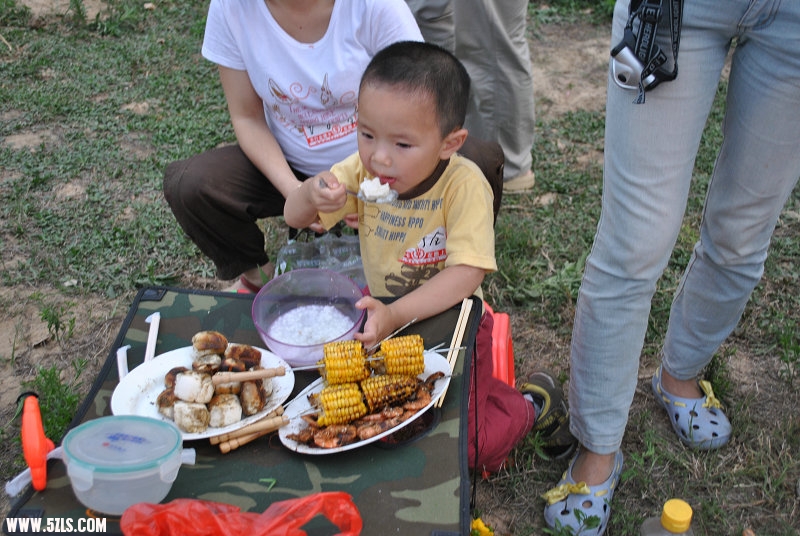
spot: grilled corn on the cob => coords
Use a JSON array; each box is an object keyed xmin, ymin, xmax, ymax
[
  {"xmin": 361, "ymin": 374, "xmax": 420, "ymax": 412},
  {"xmin": 312, "ymin": 383, "xmax": 368, "ymax": 426},
  {"xmin": 378, "ymin": 334, "xmax": 425, "ymax": 376},
  {"xmin": 319, "ymin": 340, "xmax": 370, "ymax": 384}
]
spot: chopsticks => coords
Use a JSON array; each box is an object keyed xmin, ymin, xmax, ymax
[{"xmin": 435, "ymin": 298, "xmax": 472, "ymax": 408}]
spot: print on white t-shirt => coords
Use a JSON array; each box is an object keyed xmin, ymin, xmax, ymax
[{"xmin": 266, "ymin": 73, "xmax": 357, "ymax": 148}]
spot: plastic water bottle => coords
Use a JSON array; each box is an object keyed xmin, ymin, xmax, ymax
[{"xmin": 640, "ymin": 499, "xmax": 695, "ymax": 535}]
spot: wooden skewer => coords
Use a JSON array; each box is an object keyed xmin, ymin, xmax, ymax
[
  {"xmin": 290, "ymin": 356, "xmax": 382, "ymax": 372},
  {"xmin": 219, "ymin": 430, "xmax": 265, "ymax": 454},
  {"xmin": 209, "ymin": 407, "xmax": 285, "ymax": 445},
  {"xmin": 217, "ymin": 416, "xmax": 289, "ymax": 453},
  {"xmin": 212, "ymin": 415, "xmax": 289, "ymax": 447},
  {"xmin": 218, "ymin": 417, "xmax": 287, "ymax": 454},
  {"xmin": 230, "ymin": 414, "xmax": 288, "ymax": 439},
  {"xmin": 365, "ymin": 317, "xmax": 418, "ymax": 354},
  {"xmin": 212, "ymin": 366, "xmax": 285, "ymax": 385},
  {"xmin": 435, "ymin": 298, "xmax": 472, "ymax": 408},
  {"xmin": 290, "ymin": 346, "xmax": 461, "ymax": 372}
]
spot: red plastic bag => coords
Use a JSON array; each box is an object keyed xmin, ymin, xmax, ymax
[{"xmin": 120, "ymin": 492, "xmax": 362, "ymax": 536}]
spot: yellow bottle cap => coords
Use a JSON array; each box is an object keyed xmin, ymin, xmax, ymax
[{"xmin": 662, "ymin": 499, "xmax": 693, "ymax": 533}]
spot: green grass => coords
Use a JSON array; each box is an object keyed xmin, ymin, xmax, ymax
[
  {"xmin": 529, "ymin": 0, "xmax": 615, "ymax": 26},
  {"xmin": 487, "ymin": 109, "xmax": 604, "ymax": 331},
  {"xmin": 20, "ymin": 363, "xmax": 84, "ymax": 443},
  {"xmin": 2, "ymin": 1, "xmax": 799, "ymax": 533},
  {"xmin": 1, "ymin": 1, "xmax": 221, "ymax": 299}
]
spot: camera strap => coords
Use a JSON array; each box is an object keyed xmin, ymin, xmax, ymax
[{"xmin": 621, "ymin": 0, "xmax": 684, "ymax": 103}]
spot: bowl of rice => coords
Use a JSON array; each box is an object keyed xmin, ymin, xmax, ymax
[{"xmin": 252, "ymin": 268, "xmax": 365, "ymax": 367}]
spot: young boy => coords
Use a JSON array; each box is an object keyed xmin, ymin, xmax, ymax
[{"xmin": 285, "ymin": 41, "xmax": 574, "ymax": 471}]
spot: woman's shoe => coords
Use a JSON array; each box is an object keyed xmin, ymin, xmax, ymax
[
  {"xmin": 651, "ymin": 365, "xmax": 731, "ymax": 450},
  {"xmin": 542, "ymin": 450, "xmax": 623, "ymax": 536}
]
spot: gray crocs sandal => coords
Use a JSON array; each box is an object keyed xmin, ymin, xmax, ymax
[
  {"xmin": 542, "ymin": 450, "xmax": 624, "ymax": 536},
  {"xmin": 651, "ymin": 365, "xmax": 731, "ymax": 450}
]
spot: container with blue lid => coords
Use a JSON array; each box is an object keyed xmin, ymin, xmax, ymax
[{"xmin": 62, "ymin": 415, "xmax": 188, "ymax": 515}]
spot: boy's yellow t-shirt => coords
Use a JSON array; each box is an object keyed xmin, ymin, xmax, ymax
[{"xmin": 319, "ymin": 153, "xmax": 497, "ymax": 298}]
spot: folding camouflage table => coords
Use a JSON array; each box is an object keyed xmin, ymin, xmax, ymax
[{"xmin": 7, "ymin": 287, "xmax": 480, "ymax": 536}]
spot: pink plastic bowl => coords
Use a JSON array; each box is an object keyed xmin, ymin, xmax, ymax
[{"xmin": 252, "ymin": 269, "xmax": 365, "ymax": 367}]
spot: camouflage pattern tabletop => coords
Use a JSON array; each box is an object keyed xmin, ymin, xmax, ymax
[{"xmin": 8, "ymin": 287, "xmax": 480, "ymax": 536}]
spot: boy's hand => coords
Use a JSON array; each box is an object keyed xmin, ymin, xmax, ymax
[
  {"xmin": 284, "ymin": 171, "xmax": 348, "ymax": 229},
  {"xmin": 353, "ymin": 296, "xmax": 396, "ymax": 349},
  {"xmin": 308, "ymin": 171, "xmax": 348, "ymax": 213}
]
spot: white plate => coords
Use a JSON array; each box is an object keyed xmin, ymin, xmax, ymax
[
  {"xmin": 279, "ymin": 351, "xmax": 450, "ymax": 454},
  {"xmin": 111, "ymin": 346, "xmax": 295, "ymax": 441}
]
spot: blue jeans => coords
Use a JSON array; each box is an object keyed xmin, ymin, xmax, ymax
[{"xmin": 570, "ymin": 0, "xmax": 800, "ymax": 454}]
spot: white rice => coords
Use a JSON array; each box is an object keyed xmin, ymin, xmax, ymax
[{"xmin": 268, "ymin": 304, "xmax": 355, "ymax": 346}]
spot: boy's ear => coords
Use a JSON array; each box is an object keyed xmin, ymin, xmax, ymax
[{"xmin": 439, "ymin": 128, "xmax": 468, "ymax": 159}]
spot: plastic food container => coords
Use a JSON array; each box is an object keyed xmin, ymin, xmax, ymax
[
  {"xmin": 61, "ymin": 415, "xmax": 186, "ymax": 515},
  {"xmin": 252, "ymin": 268, "xmax": 365, "ymax": 367}
]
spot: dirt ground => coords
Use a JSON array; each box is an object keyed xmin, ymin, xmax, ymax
[
  {"xmin": 0, "ymin": 1, "xmax": 618, "ymax": 529},
  {"xmin": 14, "ymin": 0, "xmax": 106, "ymax": 20}
]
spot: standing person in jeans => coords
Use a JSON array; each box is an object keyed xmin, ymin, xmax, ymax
[
  {"xmin": 404, "ymin": 0, "xmax": 536, "ymax": 193},
  {"xmin": 163, "ymin": 0, "xmax": 421, "ymax": 293},
  {"xmin": 543, "ymin": 0, "xmax": 800, "ymax": 534}
]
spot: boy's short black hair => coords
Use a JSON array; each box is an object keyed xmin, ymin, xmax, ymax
[{"xmin": 360, "ymin": 41, "xmax": 470, "ymax": 136}]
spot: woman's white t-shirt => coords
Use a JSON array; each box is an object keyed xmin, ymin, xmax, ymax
[{"xmin": 202, "ymin": 0, "xmax": 423, "ymax": 175}]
